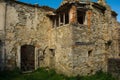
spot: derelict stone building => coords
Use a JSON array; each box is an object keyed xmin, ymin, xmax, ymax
[{"xmin": 0, "ymin": 0, "xmax": 120, "ymax": 76}]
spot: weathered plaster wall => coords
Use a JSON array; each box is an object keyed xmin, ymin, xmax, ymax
[
  {"xmin": 4, "ymin": 1, "xmax": 53, "ymax": 69},
  {"xmin": 69, "ymin": 5, "xmax": 77, "ymax": 23}
]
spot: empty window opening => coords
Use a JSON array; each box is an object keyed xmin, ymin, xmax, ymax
[
  {"xmin": 51, "ymin": 17, "xmax": 56, "ymax": 28},
  {"xmin": 60, "ymin": 14, "xmax": 63, "ymax": 26},
  {"xmin": 49, "ymin": 49, "xmax": 55, "ymax": 56},
  {"xmin": 21, "ymin": 45, "xmax": 35, "ymax": 71},
  {"xmin": 105, "ymin": 40, "xmax": 112, "ymax": 50},
  {"xmin": 77, "ymin": 10, "xmax": 85, "ymax": 24},
  {"xmin": 88, "ymin": 50, "xmax": 92, "ymax": 57},
  {"xmin": 56, "ymin": 16, "xmax": 59, "ymax": 27},
  {"xmin": 53, "ymin": 18, "xmax": 56, "ymax": 28},
  {"xmin": 65, "ymin": 12, "xmax": 69, "ymax": 24}
]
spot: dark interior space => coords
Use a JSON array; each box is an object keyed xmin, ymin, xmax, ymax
[
  {"xmin": 77, "ymin": 10, "xmax": 85, "ymax": 24},
  {"xmin": 88, "ymin": 50, "xmax": 92, "ymax": 57},
  {"xmin": 60, "ymin": 14, "xmax": 63, "ymax": 26},
  {"xmin": 65, "ymin": 12, "xmax": 69, "ymax": 24},
  {"xmin": 21, "ymin": 45, "xmax": 35, "ymax": 71}
]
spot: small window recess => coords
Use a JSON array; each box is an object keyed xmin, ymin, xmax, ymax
[
  {"xmin": 88, "ymin": 49, "xmax": 93, "ymax": 57},
  {"xmin": 119, "ymin": 53, "xmax": 120, "ymax": 57},
  {"xmin": 49, "ymin": 49, "xmax": 55, "ymax": 56}
]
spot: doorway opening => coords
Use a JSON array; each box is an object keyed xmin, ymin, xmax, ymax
[{"xmin": 21, "ymin": 45, "xmax": 35, "ymax": 71}]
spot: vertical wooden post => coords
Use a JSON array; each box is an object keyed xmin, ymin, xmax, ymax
[
  {"xmin": 59, "ymin": 14, "xmax": 61, "ymax": 26},
  {"xmin": 63, "ymin": 13, "xmax": 65, "ymax": 25},
  {"xmin": 54, "ymin": 18, "xmax": 56, "ymax": 27}
]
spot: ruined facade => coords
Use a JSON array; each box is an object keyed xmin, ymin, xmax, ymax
[{"xmin": 0, "ymin": 0, "xmax": 120, "ymax": 76}]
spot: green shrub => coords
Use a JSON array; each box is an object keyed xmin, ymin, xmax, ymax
[{"xmin": 0, "ymin": 68, "xmax": 116, "ymax": 80}]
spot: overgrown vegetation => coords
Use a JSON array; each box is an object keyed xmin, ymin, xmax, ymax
[{"xmin": 0, "ymin": 68, "xmax": 116, "ymax": 80}]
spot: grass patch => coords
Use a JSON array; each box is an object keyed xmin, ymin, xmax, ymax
[{"xmin": 0, "ymin": 68, "xmax": 116, "ymax": 80}]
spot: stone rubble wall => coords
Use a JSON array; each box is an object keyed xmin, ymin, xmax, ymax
[
  {"xmin": 70, "ymin": 5, "xmax": 120, "ymax": 76},
  {"xmin": 50, "ymin": 25, "xmax": 74, "ymax": 76},
  {"xmin": 72, "ymin": 23, "xmax": 107, "ymax": 75},
  {"xmin": 3, "ymin": 0, "xmax": 53, "ymax": 69},
  {"xmin": 0, "ymin": 0, "xmax": 120, "ymax": 77},
  {"xmin": 50, "ymin": 3, "xmax": 120, "ymax": 76}
]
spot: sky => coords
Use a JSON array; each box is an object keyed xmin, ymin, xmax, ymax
[{"xmin": 19, "ymin": 0, "xmax": 120, "ymax": 22}]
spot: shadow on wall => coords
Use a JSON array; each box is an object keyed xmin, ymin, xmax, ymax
[
  {"xmin": 107, "ymin": 58, "xmax": 120, "ymax": 79},
  {"xmin": 0, "ymin": 40, "xmax": 3, "ymax": 70}
]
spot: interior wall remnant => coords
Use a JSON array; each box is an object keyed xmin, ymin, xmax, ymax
[
  {"xmin": 69, "ymin": 5, "xmax": 77, "ymax": 23},
  {"xmin": 87, "ymin": 10, "xmax": 92, "ymax": 29}
]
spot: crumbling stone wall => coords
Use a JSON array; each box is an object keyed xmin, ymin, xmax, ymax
[
  {"xmin": 50, "ymin": 25, "xmax": 74, "ymax": 75},
  {"xmin": 50, "ymin": 2, "xmax": 120, "ymax": 76},
  {"xmin": 2, "ymin": 0, "xmax": 53, "ymax": 70},
  {"xmin": 70, "ymin": 4, "xmax": 120, "ymax": 76},
  {"xmin": 0, "ymin": 0, "xmax": 120, "ymax": 77}
]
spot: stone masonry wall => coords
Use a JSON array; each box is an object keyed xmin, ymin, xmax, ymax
[
  {"xmin": 4, "ymin": 0, "xmax": 53, "ymax": 69},
  {"xmin": 70, "ymin": 4, "xmax": 120, "ymax": 76},
  {"xmin": 0, "ymin": 0, "xmax": 120, "ymax": 77},
  {"xmin": 49, "ymin": 3, "xmax": 120, "ymax": 76},
  {"xmin": 50, "ymin": 25, "xmax": 74, "ymax": 76}
]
